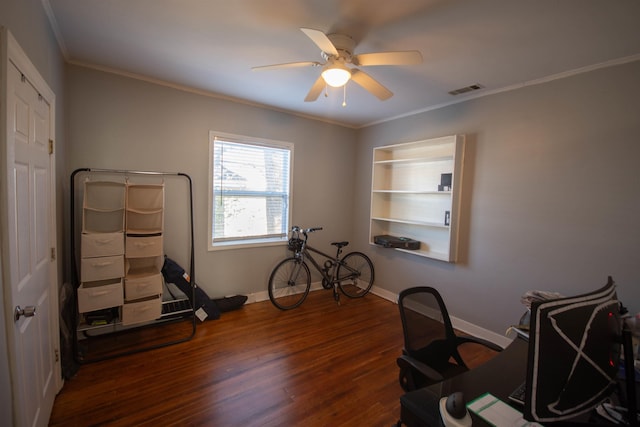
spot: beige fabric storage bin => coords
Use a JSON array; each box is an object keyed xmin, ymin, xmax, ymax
[
  {"xmin": 84, "ymin": 181, "xmax": 125, "ymax": 211},
  {"xmin": 126, "ymin": 183, "xmax": 164, "ymax": 211},
  {"xmin": 77, "ymin": 278, "xmax": 124, "ymax": 313},
  {"xmin": 125, "ymin": 235, "xmax": 163, "ymax": 258},
  {"xmin": 125, "ymin": 256, "xmax": 162, "ymax": 276},
  {"xmin": 81, "ymin": 255, "xmax": 125, "ymax": 282},
  {"xmin": 81, "ymin": 232, "xmax": 124, "ymax": 258},
  {"xmin": 125, "ymin": 182, "xmax": 164, "ymax": 234},
  {"xmin": 122, "ymin": 296, "xmax": 162, "ymax": 326},
  {"xmin": 125, "ymin": 273, "xmax": 163, "ymax": 301},
  {"xmin": 125, "ymin": 210, "xmax": 163, "ymax": 234},
  {"xmin": 82, "ymin": 209, "xmax": 125, "ymax": 233},
  {"xmin": 82, "ymin": 181, "xmax": 126, "ymax": 233}
]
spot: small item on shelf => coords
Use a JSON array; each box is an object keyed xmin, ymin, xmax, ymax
[
  {"xmin": 444, "ymin": 210, "xmax": 450, "ymax": 226},
  {"xmin": 438, "ymin": 172, "xmax": 452, "ymax": 192},
  {"xmin": 374, "ymin": 235, "xmax": 420, "ymax": 250},
  {"xmin": 84, "ymin": 307, "xmax": 118, "ymax": 326}
]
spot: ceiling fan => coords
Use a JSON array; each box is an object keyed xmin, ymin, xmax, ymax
[{"xmin": 252, "ymin": 28, "xmax": 423, "ymax": 102}]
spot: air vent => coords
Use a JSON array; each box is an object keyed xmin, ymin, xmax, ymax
[{"xmin": 448, "ymin": 84, "xmax": 484, "ymax": 96}]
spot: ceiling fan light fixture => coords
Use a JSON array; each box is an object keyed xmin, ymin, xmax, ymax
[{"xmin": 321, "ymin": 64, "xmax": 351, "ymax": 88}]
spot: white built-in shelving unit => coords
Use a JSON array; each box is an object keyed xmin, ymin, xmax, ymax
[{"xmin": 369, "ymin": 135, "xmax": 466, "ymax": 262}]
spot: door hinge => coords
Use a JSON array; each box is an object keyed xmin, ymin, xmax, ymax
[
  {"xmin": 55, "ymin": 349, "xmax": 59, "ymax": 362},
  {"xmin": 51, "ymin": 247, "xmax": 56, "ymax": 261},
  {"xmin": 49, "ymin": 139, "xmax": 54, "ymax": 155}
]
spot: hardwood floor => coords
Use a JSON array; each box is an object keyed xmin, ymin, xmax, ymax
[{"xmin": 50, "ymin": 290, "xmax": 498, "ymax": 426}]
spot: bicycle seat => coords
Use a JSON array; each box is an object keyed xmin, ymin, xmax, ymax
[{"xmin": 331, "ymin": 241, "xmax": 349, "ymax": 248}]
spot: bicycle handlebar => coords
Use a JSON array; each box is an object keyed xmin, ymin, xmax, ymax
[{"xmin": 291, "ymin": 226, "xmax": 323, "ymax": 235}]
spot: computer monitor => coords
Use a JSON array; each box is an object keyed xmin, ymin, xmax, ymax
[{"xmin": 523, "ymin": 276, "xmax": 624, "ymax": 423}]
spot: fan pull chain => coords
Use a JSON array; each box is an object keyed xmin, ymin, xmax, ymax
[
  {"xmin": 342, "ymin": 85, "xmax": 347, "ymax": 107},
  {"xmin": 324, "ymin": 82, "xmax": 328, "ymax": 98}
]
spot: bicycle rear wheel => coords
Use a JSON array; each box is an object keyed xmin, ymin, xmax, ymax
[
  {"xmin": 336, "ymin": 252, "xmax": 374, "ymax": 298},
  {"xmin": 268, "ymin": 257, "xmax": 311, "ymax": 310}
]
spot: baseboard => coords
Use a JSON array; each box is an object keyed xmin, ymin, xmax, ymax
[
  {"xmin": 243, "ymin": 285, "xmax": 512, "ymax": 348},
  {"xmin": 370, "ymin": 285, "xmax": 398, "ymax": 303},
  {"xmin": 448, "ymin": 315, "xmax": 512, "ymax": 349}
]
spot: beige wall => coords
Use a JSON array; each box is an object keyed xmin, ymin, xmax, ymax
[{"xmin": 356, "ymin": 60, "xmax": 640, "ymax": 333}]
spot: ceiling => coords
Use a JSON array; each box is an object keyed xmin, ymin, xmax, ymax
[{"xmin": 45, "ymin": 0, "xmax": 640, "ymax": 128}]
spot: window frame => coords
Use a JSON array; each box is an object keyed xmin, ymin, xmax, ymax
[{"xmin": 208, "ymin": 131, "xmax": 294, "ymax": 251}]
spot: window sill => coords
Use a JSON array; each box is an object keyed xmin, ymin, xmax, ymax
[{"xmin": 208, "ymin": 237, "xmax": 287, "ymax": 252}]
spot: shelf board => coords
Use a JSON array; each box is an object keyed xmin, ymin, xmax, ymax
[
  {"xmin": 83, "ymin": 206, "xmax": 125, "ymax": 212},
  {"xmin": 126, "ymin": 207, "xmax": 163, "ymax": 214},
  {"xmin": 398, "ymin": 247, "xmax": 450, "ymax": 261},
  {"xmin": 369, "ymin": 242, "xmax": 450, "ymax": 261},
  {"xmin": 126, "ymin": 266, "xmax": 161, "ymax": 278},
  {"xmin": 77, "ymin": 298, "xmax": 192, "ymax": 332},
  {"xmin": 125, "ymin": 228, "xmax": 163, "ymax": 235},
  {"xmin": 374, "ymin": 155, "xmax": 453, "ymax": 165},
  {"xmin": 371, "ymin": 216, "xmax": 449, "ymax": 229},
  {"xmin": 372, "ymin": 190, "xmax": 450, "ymax": 195}
]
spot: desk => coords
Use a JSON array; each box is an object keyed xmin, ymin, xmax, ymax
[
  {"xmin": 399, "ymin": 337, "xmax": 640, "ymax": 426},
  {"xmin": 400, "ymin": 337, "xmax": 528, "ymax": 427}
]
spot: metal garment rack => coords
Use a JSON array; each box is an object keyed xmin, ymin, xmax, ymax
[{"xmin": 70, "ymin": 167, "xmax": 197, "ymax": 363}]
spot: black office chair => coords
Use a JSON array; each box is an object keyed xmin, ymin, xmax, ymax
[{"xmin": 396, "ymin": 286, "xmax": 503, "ymax": 392}]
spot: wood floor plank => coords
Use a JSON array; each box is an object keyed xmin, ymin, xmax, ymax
[{"xmin": 49, "ymin": 290, "xmax": 498, "ymax": 426}]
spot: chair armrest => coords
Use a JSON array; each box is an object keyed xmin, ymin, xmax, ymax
[
  {"xmin": 456, "ymin": 336, "xmax": 503, "ymax": 353},
  {"xmin": 396, "ymin": 354, "xmax": 445, "ymax": 383}
]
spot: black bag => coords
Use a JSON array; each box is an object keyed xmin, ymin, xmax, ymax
[
  {"xmin": 213, "ymin": 295, "xmax": 248, "ymax": 313},
  {"xmin": 373, "ymin": 235, "xmax": 420, "ymax": 250},
  {"xmin": 161, "ymin": 256, "xmax": 220, "ymax": 321}
]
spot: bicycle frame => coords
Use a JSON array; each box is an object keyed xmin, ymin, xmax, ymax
[
  {"xmin": 299, "ymin": 244, "xmax": 340, "ymax": 285},
  {"xmin": 294, "ymin": 235, "xmax": 361, "ymax": 288}
]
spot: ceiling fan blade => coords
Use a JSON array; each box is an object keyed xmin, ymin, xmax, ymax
[
  {"xmin": 300, "ymin": 28, "xmax": 339, "ymax": 56},
  {"xmin": 252, "ymin": 61, "xmax": 321, "ymax": 71},
  {"xmin": 350, "ymin": 69, "xmax": 393, "ymax": 100},
  {"xmin": 304, "ymin": 75, "xmax": 325, "ymax": 102},
  {"xmin": 354, "ymin": 51, "xmax": 423, "ymax": 66}
]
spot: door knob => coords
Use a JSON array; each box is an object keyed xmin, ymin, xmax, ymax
[{"xmin": 14, "ymin": 305, "xmax": 36, "ymax": 321}]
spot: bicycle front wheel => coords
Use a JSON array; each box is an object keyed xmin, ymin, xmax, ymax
[
  {"xmin": 336, "ymin": 252, "xmax": 374, "ymax": 298},
  {"xmin": 268, "ymin": 257, "xmax": 311, "ymax": 310}
]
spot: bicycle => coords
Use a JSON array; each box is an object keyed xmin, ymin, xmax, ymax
[{"xmin": 268, "ymin": 226, "xmax": 375, "ymax": 310}]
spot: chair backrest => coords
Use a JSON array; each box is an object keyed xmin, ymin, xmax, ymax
[{"xmin": 398, "ymin": 286, "xmax": 460, "ymax": 364}]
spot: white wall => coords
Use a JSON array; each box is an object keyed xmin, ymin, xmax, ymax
[
  {"xmin": 355, "ymin": 60, "xmax": 640, "ymax": 334},
  {"xmin": 66, "ymin": 64, "xmax": 357, "ymax": 298},
  {"xmin": 67, "ymin": 59, "xmax": 640, "ymax": 338}
]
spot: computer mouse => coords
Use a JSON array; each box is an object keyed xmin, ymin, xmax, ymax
[
  {"xmin": 446, "ymin": 392, "xmax": 467, "ymax": 419},
  {"xmin": 439, "ymin": 392, "xmax": 472, "ymax": 427}
]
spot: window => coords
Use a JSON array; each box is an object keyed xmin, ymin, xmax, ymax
[{"xmin": 208, "ymin": 132, "xmax": 293, "ymax": 250}]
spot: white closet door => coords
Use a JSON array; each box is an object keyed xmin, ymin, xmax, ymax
[{"xmin": 3, "ymin": 36, "xmax": 59, "ymax": 426}]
